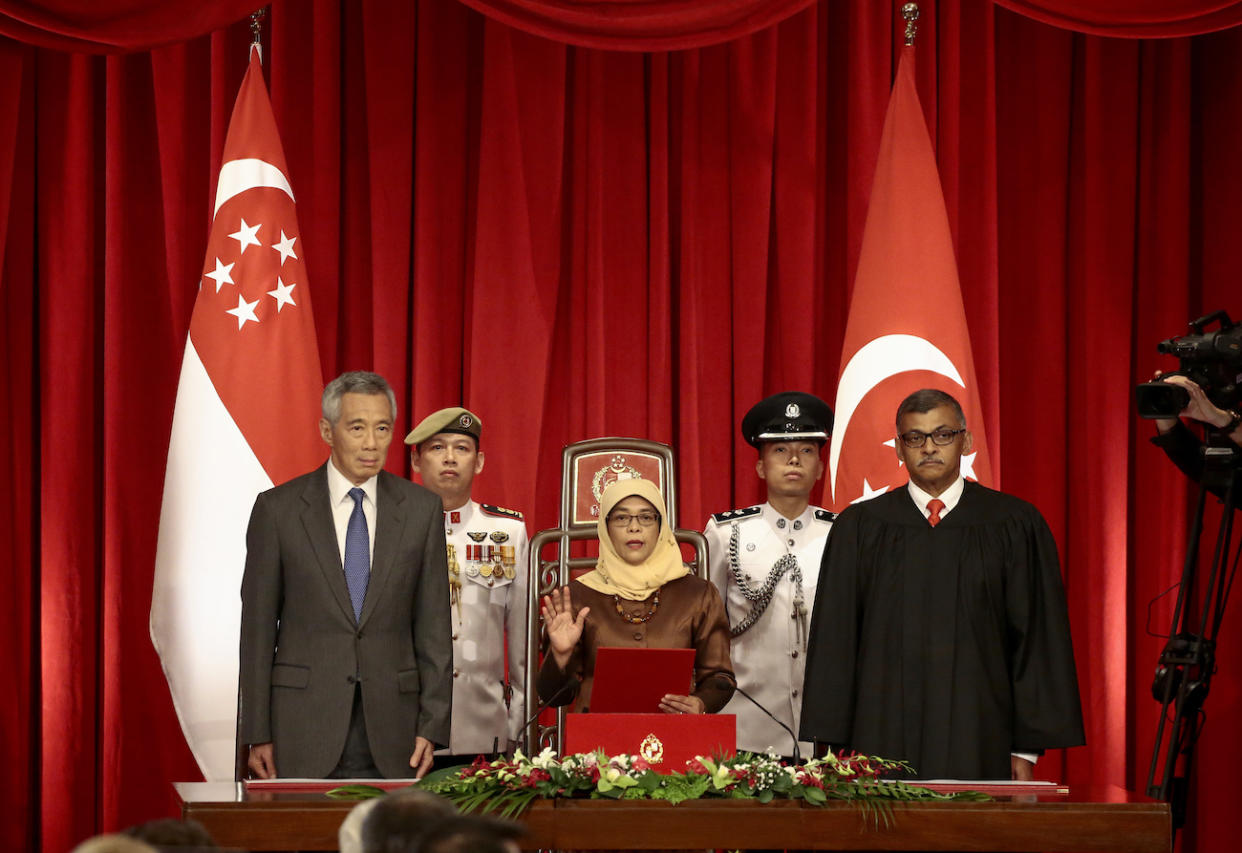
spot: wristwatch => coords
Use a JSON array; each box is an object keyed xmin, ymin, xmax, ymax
[{"xmin": 1222, "ymin": 408, "xmax": 1242, "ymax": 434}]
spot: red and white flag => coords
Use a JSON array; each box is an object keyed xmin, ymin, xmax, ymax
[
  {"xmin": 151, "ymin": 52, "xmax": 325, "ymax": 781},
  {"xmin": 828, "ymin": 48, "xmax": 993, "ymax": 511}
]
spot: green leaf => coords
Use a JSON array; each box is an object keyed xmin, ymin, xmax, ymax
[
  {"xmin": 802, "ymin": 786, "xmax": 828, "ymax": 805},
  {"xmin": 324, "ymin": 784, "xmax": 388, "ymax": 799}
]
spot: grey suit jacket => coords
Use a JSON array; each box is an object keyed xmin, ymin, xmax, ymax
[{"xmin": 239, "ymin": 464, "xmax": 452, "ymax": 778}]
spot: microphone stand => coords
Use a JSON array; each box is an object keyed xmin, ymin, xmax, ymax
[
  {"xmin": 726, "ymin": 680, "xmax": 802, "ymax": 766},
  {"xmin": 520, "ymin": 676, "xmax": 580, "ymax": 753}
]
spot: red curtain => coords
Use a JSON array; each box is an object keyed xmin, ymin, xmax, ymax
[
  {"xmin": 994, "ymin": 0, "xmax": 1242, "ymax": 37},
  {"xmin": 6, "ymin": 0, "xmax": 1242, "ymax": 51},
  {"xmin": 0, "ymin": 0, "xmax": 259, "ymax": 50},
  {"xmin": 3, "ymin": 1, "xmax": 1242, "ymax": 852},
  {"xmin": 452, "ymin": 0, "xmax": 819, "ymax": 49}
]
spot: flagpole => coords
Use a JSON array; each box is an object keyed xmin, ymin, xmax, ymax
[{"xmin": 902, "ymin": 2, "xmax": 920, "ymax": 47}]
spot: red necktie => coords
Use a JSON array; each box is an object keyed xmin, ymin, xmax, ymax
[{"xmin": 927, "ymin": 499, "xmax": 945, "ymax": 528}]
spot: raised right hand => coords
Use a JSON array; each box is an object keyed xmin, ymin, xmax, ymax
[{"xmin": 541, "ymin": 585, "xmax": 589, "ymax": 665}]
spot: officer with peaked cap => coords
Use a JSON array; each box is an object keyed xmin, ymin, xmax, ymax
[
  {"xmin": 703, "ymin": 391, "xmax": 835, "ymax": 758},
  {"xmin": 406, "ymin": 407, "xmax": 528, "ymax": 765}
]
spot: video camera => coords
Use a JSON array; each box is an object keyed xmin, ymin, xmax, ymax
[{"xmin": 1135, "ymin": 310, "xmax": 1242, "ymax": 419}]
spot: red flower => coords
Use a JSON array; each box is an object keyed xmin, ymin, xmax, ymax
[{"xmin": 523, "ymin": 772, "xmax": 547, "ymax": 788}]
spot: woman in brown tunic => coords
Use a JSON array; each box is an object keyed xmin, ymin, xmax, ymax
[{"xmin": 538, "ymin": 478, "xmax": 735, "ymax": 713}]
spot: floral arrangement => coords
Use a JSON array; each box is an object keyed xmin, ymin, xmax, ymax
[{"xmin": 332, "ymin": 748, "xmax": 989, "ymax": 824}]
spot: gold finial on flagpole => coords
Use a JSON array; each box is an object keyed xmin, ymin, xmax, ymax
[
  {"xmin": 902, "ymin": 3, "xmax": 920, "ymax": 47},
  {"xmin": 250, "ymin": 8, "xmax": 266, "ymax": 63}
]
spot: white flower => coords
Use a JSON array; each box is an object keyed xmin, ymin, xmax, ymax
[{"xmin": 531, "ymin": 747, "xmax": 559, "ymax": 769}]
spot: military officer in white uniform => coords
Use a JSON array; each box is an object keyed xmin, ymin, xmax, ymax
[
  {"xmin": 407, "ymin": 407, "xmax": 528, "ymax": 766},
  {"xmin": 704, "ymin": 391, "xmax": 834, "ymax": 758}
]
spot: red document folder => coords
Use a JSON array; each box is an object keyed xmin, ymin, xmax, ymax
[{"xmin": 590, "ymin": 647, "xmax": 695, "ymax": 713}]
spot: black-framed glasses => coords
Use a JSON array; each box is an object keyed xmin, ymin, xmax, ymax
[
  {"xmin": 607, "ymin": 511, "xmax": 660, "ymax": 528},
  {"xmin": 899, "ymin": 428, "xmax": 966, "ymax": 448}
]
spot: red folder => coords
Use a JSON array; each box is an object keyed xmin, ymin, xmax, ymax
[
  {"xmin": 590, "ymin": 647, "xmax": 695, "ymax": 713},
  {"xmin": 565, "ymin": 713, "xmax": 736, "ymax": 772}
]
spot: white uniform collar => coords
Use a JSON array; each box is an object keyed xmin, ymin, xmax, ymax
[
  {"xmin": 326, "ymin": 458, "xmax": 379, "ymax": 508},
  {"xmin": 761, "ymin": 501, "xmax": 816, "ymax": 531},
  {"xmin": 906, "ymin": 475, "xmax": 965, "ymax": 519},
  {"xmin": 444, "ymin": 498, "xmax": 477, "ymax": 529}
]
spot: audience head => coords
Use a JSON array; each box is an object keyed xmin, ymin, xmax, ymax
[
  {"xmin": 339, "ymin": 798, "xmax": 382, "ymax": 853},
  {"xmin": 416, "ymin": 814, "xmax": 525, "ymax": 853},
  {"xmin": 360, "ymin": 787, "xmax": 456, "ymax": 853},
  {"xmin": 122, "ymin": 817, "xmax": 217, "ymax": 849},
  {"xmin": 71, "ymin": 835, "xmax": 157, "ymax": 853}
]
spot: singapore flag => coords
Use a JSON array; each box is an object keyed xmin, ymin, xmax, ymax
[
  {"xmin": 829, "ymin": 48, "xmax": 993, "ymax": 511},
  {"xmin": 151, "ymin": 52, "xmax": 325, "ymax": 781}
]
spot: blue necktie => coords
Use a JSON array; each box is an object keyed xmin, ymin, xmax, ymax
[{"xmin": 344, "ymin": 487, "xmax": 370, "ymax": 621}]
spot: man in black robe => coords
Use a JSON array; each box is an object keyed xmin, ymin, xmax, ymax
[{"xmin": 799, "ymin": 388, "xmax": 1084, "ymax": 780}]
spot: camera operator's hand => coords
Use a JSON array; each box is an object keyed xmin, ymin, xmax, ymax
[{"xmin": 1154, "ymin": 372, "xmax": 1242, "ymax": 444}]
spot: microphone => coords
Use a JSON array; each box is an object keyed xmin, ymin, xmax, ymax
[
  {"xmin": 518, "ymin": 676, "xmax": 582, "ymax": 749},
  {"xmin": 717, "ymin": 676, "xmax": 802, "ymax": 766}
]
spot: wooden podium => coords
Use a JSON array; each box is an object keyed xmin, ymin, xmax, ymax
[
  {"xmin": 563, "ymin": 713, "xmax": 735, "ymax": 771},
  {"xmin": 177, "ymin": 781, "xmax": 1171, "ymax": 851}
]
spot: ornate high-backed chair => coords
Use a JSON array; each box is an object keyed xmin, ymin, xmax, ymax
[{"xmin": 521, "ymin": 437, "xmax": 709, "ymax": 755}]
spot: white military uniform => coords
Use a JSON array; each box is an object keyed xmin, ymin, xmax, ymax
[
  {"xmin": 705, "ymin": 502, "xmax": 834, "ymax": 756},
  {"xmin": 438, "ymin": 500, "xmax": 529, "ymax": 756}
]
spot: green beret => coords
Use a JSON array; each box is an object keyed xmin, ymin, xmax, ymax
[{"xmin": 404, "ymin": 406, "xmax": 482, "ymax": 446}]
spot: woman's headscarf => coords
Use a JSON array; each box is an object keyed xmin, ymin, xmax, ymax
[{"xmin": 576, "ymin": 477, "xmax": 689, "ymax": 601}]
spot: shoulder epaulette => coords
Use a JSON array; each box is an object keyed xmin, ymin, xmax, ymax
[
  {"xmin": 480, "ymin": 503, "xmax": 523, "ymax": 520},
  {"xmin": 814, "ymin": 509, "xmax": 837, "ymax": 523},
  {"xmin": 711, "ymin": 505, "xmax": 761, "ymax": 523}
]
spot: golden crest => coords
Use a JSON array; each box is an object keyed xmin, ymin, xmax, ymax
[
  {"xmin": 639, "ymin": 733, "xmax": 664, "ymax": 764},
  {"xmin": 591, "ymin": 455, "xmax": 644, "ymax": 504},
  {"xmin": 489, "ymin": 530, "xmax": 509, "ymax": 543},
  {"xmin": 466, "ymin": 531, "xmax": 488, "ymax": 542}
]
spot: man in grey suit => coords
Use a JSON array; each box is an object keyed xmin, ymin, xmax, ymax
[{"xmin": 240, "ymin": 371, "xmax": 452, "ymax": 779}]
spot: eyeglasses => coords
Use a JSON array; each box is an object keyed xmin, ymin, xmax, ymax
[
  {"xmin": 899, "ymin": 428, "xmax": 966, "ymax": 448},
  {"xmin": 607, "ymin": 511, "xmax": 660, "ymax": 528}
]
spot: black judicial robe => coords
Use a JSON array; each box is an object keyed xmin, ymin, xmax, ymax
[{"xmin": 798, "ymin": 481, "xmax": 1084, "ymax": 779}]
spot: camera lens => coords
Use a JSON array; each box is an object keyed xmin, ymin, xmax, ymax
[{"xmin": 1136, "ymin": 382, "xmax": 1190, "ymax": 419}]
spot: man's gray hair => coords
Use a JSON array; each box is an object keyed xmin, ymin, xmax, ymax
[
  {"xmin": 895, "ymin": 388, "xmax": 967, "ymax": 430},
  {"xmin": 322, "ymin": 371, "xmax": 397, "ymax": 424}
]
